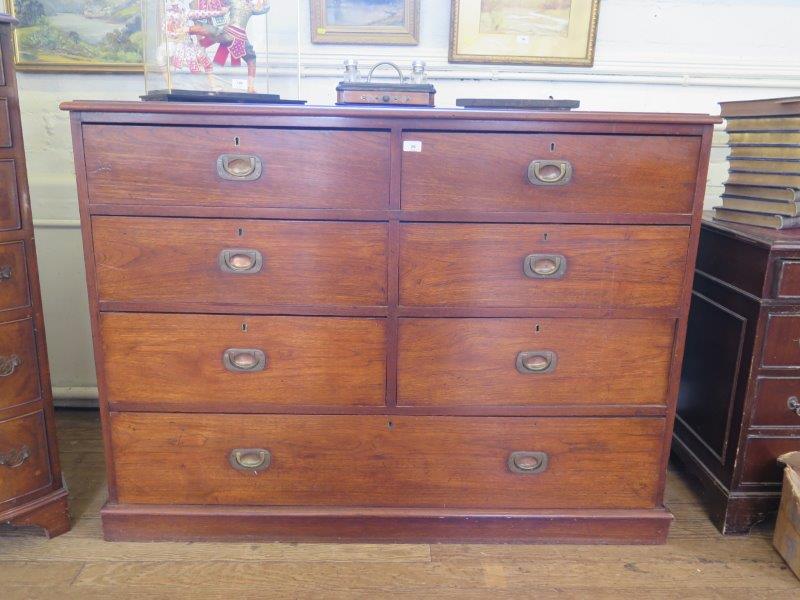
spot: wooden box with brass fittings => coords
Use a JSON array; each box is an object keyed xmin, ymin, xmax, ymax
[
  {"xmin": 61, "ymin": 100, "xmax": 716, "ymax": 543},
  {"xmin": 0, "ymin": 15, "xmax": 70, "ymax": 538},
  {"xmin": 674, "ymin": 215, "xmax": 800, "ymax": 534}
]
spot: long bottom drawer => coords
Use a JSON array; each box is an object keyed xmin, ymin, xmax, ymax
[{"xmin": 111, "ymin": 413, "xmax": 665, "ymax": 510}]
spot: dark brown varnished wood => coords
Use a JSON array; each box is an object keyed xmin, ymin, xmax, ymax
[
  {"xmin": 0, "ymin": 411, "xmax": 51, "ymax": 506},
  {"xmin": 0, "ymin": 317, "xmax": 39, "ymax": 411},
  {"xmin": 0, "ymin": 158, "xmax": 19, "ymax": 231},
  {"xmin": 751, "ymin": 377, "xmax": 800, "ymax": 427},
  {"xmin": 0, "ymin": 240, "xmax": 29, "ymax": 311}
]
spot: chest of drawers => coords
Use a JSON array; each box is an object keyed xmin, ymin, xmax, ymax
[{"xmin": 62, "ymin": 101, "xmax": 715, "ymax": 543}]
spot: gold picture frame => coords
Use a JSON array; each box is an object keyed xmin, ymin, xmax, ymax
[
  {"xmin": 5, "ymin": 0, "xmax": 142, "ymax": 72},
  {"xmin": 311, "ymin": 0, "xmax": 419, "ymax": 45},
  {"xmin": 450, "ymin": 0, "xmax": 600, "ymax": 66}
]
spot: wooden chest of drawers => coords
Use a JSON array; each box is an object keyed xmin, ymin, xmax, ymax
[
  {"xmin": 674, "ymin": 216, "xmax": 800, "ymax": 534},
  {"xmin": 62, "ymin": 101, "xmax": 716, "ymax": 543}
]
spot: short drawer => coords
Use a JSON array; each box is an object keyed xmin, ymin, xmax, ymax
[
  {"xmin": 752, "ymin": 378, "xmax": 800, "ymax": 428},
  {"xmin": 401, "ymin": 132, "xmax": 700, "ymax": 213},
  {"xmin": 0, "ymin": 411, "xmax": 52, "ymax": 506},
  {"xmin": 397, "ymin": 318, "xmax": 674, "ymax": 407},
  {"xmin": 0, "ymin": 317, "xmax": 40, "ymax": 411},
  {"xmin": 0, "ymin": 159, "xmax": 20, "ymax": 231},
  {"xmin": 111, "ymin": 412, "xmax": 664, "ymax": 509},
  {"xmin": 762, "ymin": 314, "xmax": 800, "ymax": 368},
  {"xmin": 101, "ymin": 313, "xmax": 387, "ymax": 408},
  {"xmin": 92, "ymin": 217, "xmax": 388, "ymax": 308},
  {"xmin": 82, "ymin": 125, "xmax": 390, "ymax": 209},
  {"xmin": 399, "ymin": 224, "xmax": 689, "ymax": 309},
  {"xmin": 0, "ymin": 240, "xmax": 29, "ymax": 311},
  {"xmin": 740, "ymin": 436, "xmax": 800, "ymax": 485},
  {"xmin": 774, "ymin": 260, "xmax": 800, "ymax": 299}
]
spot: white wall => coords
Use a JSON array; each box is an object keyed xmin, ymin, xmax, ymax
[{"xmin": 19, "ymin": 0, "xmax": 800, "ymax": 400}]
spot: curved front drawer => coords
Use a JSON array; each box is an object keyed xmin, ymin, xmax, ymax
[
  {"xmin": 92, "ymin": 217, "xmax": 388, "ymax": 309},
  {"xmin": 0, "ymin": 317, "xmax": 40, "ymax": 411},
  {"xmin": 0, "ymin": 411, "xmax": 52, "ymax": 506},
  {"xmin": 111, "ymin": 412, "xmax": 664, "ymax": 510},
  {"xmin": 0, "ymin": 240, "xmax": 30, "ymax": 312}
]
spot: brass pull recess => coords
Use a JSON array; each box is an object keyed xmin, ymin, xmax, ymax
[
  {"xmin": 0, "ymin": 354, "xmax": 21, "ymax": 377},
  {"xmin": 218, "ymin": 249, "xmax": 263, "ymax": 274},
  {"xmin": 223, "ymin": 348, "xmax": 267, "ymax": 373},
  {"xmin": 229, "ymin": 448, "xmax": 271, "ymax": 472},
  {"xmin": 527, "ymin": 159, "xmax": 573, "ymax": 185},
  {"xmin": 217, "ymin": 154, "xmax": 263, "ymax": 181},
  {"xmin": 788, "ymin": 396, "xmax": 800, "ymax": 416},
  {"xmin": 524, "ymin": 254, "xmax": 567, "ymax": 279},
  {"xmin": 516, "ymin": 350, "xmax": 557, "ymax": 374},
  {"xmin": 0, "ymin": 445, "xmax": 30, "ymax": 468},
  {"xmin": 0, "ymin": 265, "xmax": 11, "ymax": 281},
  {"xmin": 508, "ymin": 451, "xmax": 548, "ymax": 474}
]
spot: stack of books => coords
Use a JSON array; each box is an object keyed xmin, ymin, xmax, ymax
[{"xmin": 713, "ymin": 96, "xmax": 800, "ymax": 229}]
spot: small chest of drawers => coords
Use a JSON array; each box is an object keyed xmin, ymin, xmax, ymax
[{"xmin": 63, "ymin": 102, "xmax": 715, "ymax": 543}]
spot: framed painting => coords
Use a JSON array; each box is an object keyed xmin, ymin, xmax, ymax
[
  {"xmin": 311, "ymin": 0, "xmax": 419, "ymax": 45},
  {"xmin": 450, "ymin": 0, "xmax": 600, "ymax": 66},
  {"xmin": 5, "ymin": 0, "xmax": 142, "ymax": 71}
]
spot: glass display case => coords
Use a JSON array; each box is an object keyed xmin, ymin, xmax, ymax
[{"xmin": 142, "ymin": 0, "xmax": 299, "ymax": 99}]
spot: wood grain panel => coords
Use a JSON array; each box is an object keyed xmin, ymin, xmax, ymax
[
  {"xmin": 0, "ymin": 240, "xmax": 29, "ymax": 311},
  {"xmin": 740, "ymin": 436, "xmax": 800, "ymax": 485},
  {"xmin": 398, "ymin": 318, "xmax": 674, "ymax": 407},
  {"xmin": 751, "ymin": 378, "xmax": 800, "ymax": 428},
  {"xmin": 0, "ymin": 317, "xmax": 40, "ymax": 411},
  {"xmin": 92, "ymin": 217, "xmax": 388, "ymax": 308},
  {"xmin": 0, "ymin": 159, "xmax": 19, "ymax": 231},
  {"xmin": 0, "ymin": 97, "xmax": 10, "ymax": 147},
  {"xmin": 762, "ymin": 314, "xmax": 800, "ymax": 368},
  {"xmin": 401, "ymin": 132, "xmax": 700, "ymax": 213},
  {"xmin": 110, "ymin": 412, "xmax": 664, "ymax": 509},
  {"xmin": 0, "ymin": 411, "xmax": 52, "ymax": 505},
  {"xmin": 400, "ymin": 224, "xmax": 689, "ymax": 309},
  {"xmin": 82, "ymin": 125, "xmax": 390, "ymax": 209},
  {"xmin": 101, "ymin": 313, "xmax": 386, "ymax": 408}
]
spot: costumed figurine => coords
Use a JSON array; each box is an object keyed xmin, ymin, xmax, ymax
[
  {"xmin": 189, "ymin": 0, "xmax": 270, "ymax": 93},
  {"xmin": 164, "ymin": 0, "xmax": 229, "ymax": 83}
]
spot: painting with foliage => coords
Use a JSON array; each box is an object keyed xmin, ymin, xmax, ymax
[
  {"xmin": 311, "ymin": 0, "xmax": 419, "ymax": 45},
  {"xmin": 8, "ymin": 0, "xmax": 142, "ymax": 70}
]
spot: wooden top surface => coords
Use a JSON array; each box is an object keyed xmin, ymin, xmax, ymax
[
  {"xmin": 60, "ymin": 100, "xmax": 720, "ymax": 125},
  {"xmin": 703, "ymin": 211, "xmax": 800, "ymax": 250}
]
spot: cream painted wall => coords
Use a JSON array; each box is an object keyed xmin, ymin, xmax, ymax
[{"xmin": 18, "ymin": 0, "xmax": 800, "ymax": 400}]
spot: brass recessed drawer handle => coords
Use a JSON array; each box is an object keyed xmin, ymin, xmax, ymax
[
  {"xmin": 508, "ymin": 451, "xmax": 548, "ymax": 474},
  {"xmin": 0, "ymin": 445, "xmax": 30, "ymax": 469},
  {"xmin": 524, "ymin": 254, "xmax": 567, "ymax": 279},
  {"xmin": 229, "ymin": 448, "xmax": 271, "ymax": 472},
  {"xmin": 788, "ymin": 396, "xmax": 800, "ymax": 416},
  {"xmin": 218, "ymin": 248, "xmax": 263, "ymax": 274},
  {"xmin": 0, "ymin": 354, "xmax": 21, "ymax": 377},
  {"xmin": 0, "ymin": 265, "xmax": 11, "ymax": 281},
  {"xmin": 527, "ymin": 159, "xmax": 573, "ymax": 186},
  {"xmin": 516, "ymin": 350, "xmax": 557, "ymax": 374},
  {"xmin": 217, "ymin": 154, "xmax": 263, "ymax": 181},
  {"xmin": 223, "ymin": 348, "xmax": 267, "ymax": 373}
]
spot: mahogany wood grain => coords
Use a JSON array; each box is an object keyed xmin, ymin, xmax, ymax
[
  {"xmin": 751, "ymin": 377, "xmax": 800, "ymax": 427},
  {"xmin": 0, "ymin": 411, "xmax": 51, "ymax": 506},
  {"xmin": 92, "ymin": 217, "xmax": 388, "ymax": 308},
  {"xmin": 401, "ymin": 132, "xmax": 700, "ymax": 213},
  {"xmin": 740, "ymin": 436, "xmax": 800, "ymax": 485},
  {"xmin": 398, "ymin": 318, "xmax": 674, "ymax": 407},
  {"xmin": 100, "ymin": 313, "xmax": 387, "ymax": 408},
  {"xmin": 400, "ymin": 224, "xmax": 690, "ymax": 309},
  {"xmin": 0, "ymin": 97, "xmax": 10, "ymax": 147},
  {"xmin": 761, "ymin": 313, "xmax": 800, "ymax": 368},
  {"xmin": 0, "ymin": 158, "xmax": 19, "ymax": 231},
  {"xmin": 0, "ymin": 240, "xmax": 29, "ymax": 311},
  {"xmin": 110, "ymin": 412, "xmax": 665, "ymax": 510},
  {"xmin": 82, "ymin": 125, "xmax": 390, "ymax": 209},
  {"xmin": 0, "ymin": 317, "xmax": 40, "ymax": 411},
  {"xmin": 774, "ymin": 260, "xmax": 800, "ymax": 299}
]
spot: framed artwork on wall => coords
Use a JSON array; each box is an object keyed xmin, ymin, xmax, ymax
[
  {"xmin": 449, "ymin": 0, "xmax": 600, "ymax": 66},
  {"xmin": 311, "ymin": 0, "xmax": 419, "ymax": 45},
  {"xmin": 5, "ymin": 0, "xmax": 142, "ymax": 72}
]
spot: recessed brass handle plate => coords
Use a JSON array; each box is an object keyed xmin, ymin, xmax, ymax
[
  {"xmin": 524, "ymin": 254, "xmax": 567, "ymax": 279},
  {"xmin": 0, "ymin": 265, "xmax": 11, "ymax": 281},
  {"xmin": 223, "ymin": 348, "xmax": 267, "ymax": 373},
  {"xmin": 229, "ymin": 448, "xmax": 271, "ymax": 472},
  {"xmin": 217, "ymin": 154, "xmax": 263, "ymax": 181},
  {"xmin": 0, "ymin": 354, "xmax": 21, "ymax": 377},
  {"xmin": 218, "ymin": 249, "xmax": 263, "ymax": 274},
  {"xmin": 0, "ymin": 445, "xmax": 30, "ymax": 468},
  {"xmin": 527, "ymin": 159, "xmax": 573, "ymax": 186},
  {"xmin": 788, "ymin": 396, "xmax": 800, "ymax": 416},
  {"xmin": 508, "ymin": 451, "xmax": 548, "ymax": 474},
  {"xmin": 516, "ymin": 350, "xmax": 557, "ymax": 374}
]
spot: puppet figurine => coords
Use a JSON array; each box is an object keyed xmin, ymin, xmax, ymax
[
  {"xmin": 189, "ymin": 0, "xmax": 269, "ymax": 93},
  {"xmin": 164, "ymin": 0, "xmax": 228, "ymax": 79}
]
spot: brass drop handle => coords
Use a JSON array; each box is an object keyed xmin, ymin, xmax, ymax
[
  {"xmin": 217, "ymin": 154, "xmax": 263, "ymax": 181},
  {"xmin": 223, "ymin": 348, "xmax": 267, "ymax": 373},
  {"xmin": 218, "ymin": 248, "xmax": 263, "ymax": 274},
  {"xmin": 229, "ymin": 448, "xmax": 271, "ymax": 472},
  {"xmin": 0, "ymin": 265, "xmax": 11, "ymax": 281},
  {"xmin": 524, "ymin": 254, "xmax": 567, "ymax": 279},
  {"xmin": 0, "ymin": 354, "xmax": 21, "ymax": 377},
  {"xmin": 516, "ymin": 350, "xmax": 557, "ymax": 374},
  {"xmin": 0, "ymin": 445, "xmax": 30, "ymax": 468},
  {"xmin": 508, "ymin": 451, "xmax": 548, "ymax": 474},
  {"xmin": 527, "ymin": 159, "xmax": 573, "ymax": 185},
  {"xmin": 788, "ymin": 396, "xmax": 800, "ymax": 416}
]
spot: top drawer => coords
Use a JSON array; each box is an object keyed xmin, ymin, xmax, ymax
[
  {"xmin": 82, "ymin": 125, "xmax": 390, "ymax": 210},
  {"xmin": 401, "ymin": 132, "xmax": 700, "ymax": 214}
]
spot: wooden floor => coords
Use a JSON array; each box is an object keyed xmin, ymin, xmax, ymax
[{"xmin": 1, "ymin": 409, "xmax": 798, "ymax": 599}]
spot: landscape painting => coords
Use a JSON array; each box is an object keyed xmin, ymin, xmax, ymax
[
  {"xmin": 479, "ymin": 0, "xmax": 571, "ymax": 37},
  {"xmin": 8, "ymin": 0, "xmax": 142, "ymax": 71},
  {"xmin": 311, "ymin": 0, "xmax": 419, "ymax": 45}
]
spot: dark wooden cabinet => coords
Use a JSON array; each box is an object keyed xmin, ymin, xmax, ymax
[
  {"xmin": 674, "ymin": 215, "xmax": 800, "ymax": 534},
  {"xmin": 62, "ymin": 100, "xmax": 715, "ymax": 543},
  {"xmin": 0, "ymin": 15, "xmax": 69, "ymax": 537}
]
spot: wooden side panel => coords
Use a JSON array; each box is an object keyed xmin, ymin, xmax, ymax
[
  {"xmin": 400, "ymin": 224, "xmax": 689, "ymax": 309},
  {"xmin": 0, "ymin": 411, "xmax": 52, "ymax": 505},
  {"xmin": 101, "ymin": 313, "xmax": 387, "ymax": 408},
  {"xmin": 398, "ymin": 318, "xmax": 674, "ymax": 406},
  {"xmin": 0, "ymin": 317, "xmax": 41, "ymax": 411},
  {"xmin": 111, "ymin": 412, "xmax": 665, "ymax": 510},
  {"xmin": 0, "ymin": 240, "xmax": 29, "ymax": 311}
]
